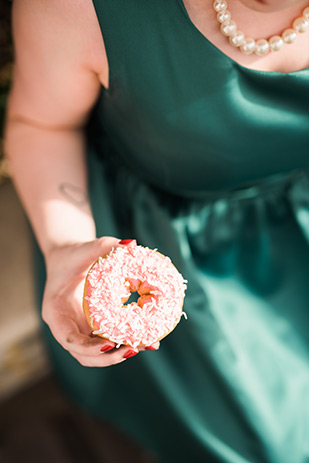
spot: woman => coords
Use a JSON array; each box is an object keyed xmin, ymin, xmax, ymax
[{"xmin": 4, "ymin": 0, "xmax": 309, "ymax": 461}]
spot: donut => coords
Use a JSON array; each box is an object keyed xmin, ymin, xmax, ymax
[{"xmin": 83, "ymin": 242, "xmax": 187, "ymax": 348}]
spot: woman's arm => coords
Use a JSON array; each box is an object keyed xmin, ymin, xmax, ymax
[
  {"xmin": 5, "ymin": 0, "xmax": 103, "ymax": 257},
  {"xmin": 4, "ymin": 0, "xmax": 159, "ymax": 365}
]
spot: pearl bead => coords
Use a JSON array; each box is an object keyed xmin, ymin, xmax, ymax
[
  {"xmin": 255, "ymin": 39, "xmax": 270, "ymax": 56},
  {"xmin": 220, "ymin": 20, "xmax": 237, "ymax": 37},
  {"xmin": 269, "ymin": 35, "xmax": 284, "ymax": 51},
  {"xmin": 240, "ymin": 38, "xmax": 256, "ymax": 55},
  {"xmin": 217, "ymin": 10, "xmax": 231, "ymax": 24},
  {"xmin": 303, "ymin": 7, "xmax": 309, "ymax": 21},
  {"xmin": 229, "ymin": 30, "xmax": 245, "ymax": 47},
  {"xmin": 282, "ymin": 28, "xmax": 298, "ymax": 44},
  {"xmin": 293, "ymin": 17, "xmax": 309, "ymax": 33},
  {"xmin": 213, "ymin": 0, "xmax": 227, "ymax": 13}
]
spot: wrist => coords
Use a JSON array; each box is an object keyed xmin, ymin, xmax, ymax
[
  {"xmin": 37, "ymin": 200, "xmax": 97, "ymax": 260},
  {"xmin": 43, "ymin": 236, "xmax": 96, "ymax": 264}
]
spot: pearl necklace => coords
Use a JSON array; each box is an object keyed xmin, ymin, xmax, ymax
[{"xmin": 213, "ymin": 0, "xmax": 309, "ymax": 55}]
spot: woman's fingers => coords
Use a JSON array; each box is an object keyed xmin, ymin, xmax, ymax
[
  {"xmin": 65, "ymin": 330, "xmax": 116, "ymax": 356},
  {"xmin": 74, "ymin": 346, "xmax": 139, "ymax": 367},
  {"xmin": 75, "ymin": 342, "xmax": 161, "ymax": 367},
  {"xmin": 61, "ymin": 323, "xmax": 141, "ymax": 367},
  {"xmin": 43, "ymin": 282, "xmax": 160, "ymax": 367},
  {"xmin": 139, "ymin": 341, "xmax": 160, "ymax": 351},
  {"xmin": 75, "ymin": 349, "xmax": 130, "ymax": 368},
  {"xmin": 46, "ymin": 313, "xmax": 114, "ymax": 356},
  {"xmin": 72, "ymin": 236, "xmax": 137, "ymax": 274},
  {"xmin": 63, "ymin": 236, "xmax": 121, "ymax": 274},
  {"xmin": 48, "ymin": 313, "xmax": 146, "ymax": 364},
  {"xmin": 45, "ymin": 236, "xmax": 121, "ymax": 282}
]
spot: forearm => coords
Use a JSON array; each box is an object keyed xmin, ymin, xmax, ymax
[{"xmin": 4, "ymin": 116, "xmax": 96, "ymax": 258}]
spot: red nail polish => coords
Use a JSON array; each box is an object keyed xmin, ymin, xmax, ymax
[
  {"xmin": 145, "ymin": 346, "xmax": 157, "ymax": 351},
  {"xmin": 119, "ymin": 239, "xmax": 135, "ymax": 245},
  {"xmin": 100, "ymin": 345, "xmax": 114, "ymax": 352},
  {"xmin": 123, "ymin": 350, "xmax": 138, "ymax": 359}
]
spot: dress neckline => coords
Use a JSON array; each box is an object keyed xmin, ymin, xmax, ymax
[{"xmin": 176, "ymin": 0, "xmax": 309, "ymax": 77}]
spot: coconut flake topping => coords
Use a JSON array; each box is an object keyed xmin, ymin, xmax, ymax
[{"xmin": 85, "ymin": 243, "xmax": 187, "ymax": 348}]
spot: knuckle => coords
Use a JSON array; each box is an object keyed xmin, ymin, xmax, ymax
[
  {"xmin": 77, "ymin": 338, "xmax": 90, "ymax": 350},
  {"xmin": 81, "ymin": 337, "xmax": 93, "ymax": 348},
  {"xmin": 66, "ymin": 333, "xmax": 75, "ymax": 344}
]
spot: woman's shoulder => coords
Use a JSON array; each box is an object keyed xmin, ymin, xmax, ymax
[
  {"xmin": 13, "ymin": 0, "xmax": 107, "ymax": 79},
  {"xmin": 9, "ymin": 0, "xmax": 108, "ymax": 127}
]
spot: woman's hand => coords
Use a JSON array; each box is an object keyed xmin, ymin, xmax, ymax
[{"xmin": 42, "ymin": 237, "xmax": 160, "ymax": 367}]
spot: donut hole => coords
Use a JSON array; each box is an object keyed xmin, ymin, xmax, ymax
[
  {"xmin": 122, "ymin": 279, "xmax": 158, "ymax": 309},
  {"xmin": 124, "ymin": 291, "xmax": 140, "ymax": 306}
]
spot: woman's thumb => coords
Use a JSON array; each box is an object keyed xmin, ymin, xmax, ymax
[
  {"xmin": 73, "ymin": 237, "xmax": 137, "ymax": 271},
  {"xmin": 74, "ymin": 236, "xmax": 120, "ymax": 269}
]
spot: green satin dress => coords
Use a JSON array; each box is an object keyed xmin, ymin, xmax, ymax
[{"xmin": 37, "ymin": 1, "xmax": 309, "ymax": 462}]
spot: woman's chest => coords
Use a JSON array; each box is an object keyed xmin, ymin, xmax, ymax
[
  {"xmin": 90, "ymin": 0, "xmax": 309, "ymax": 194},
  {"xmin": 95, "ymin": 66, "xmax": 309, "ymax": 194}
]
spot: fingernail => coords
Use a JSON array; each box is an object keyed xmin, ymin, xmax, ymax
[
  {"xmin": 100, "ymin": 344, "xmax": 114, "ymax": 352},
  {"xmin": 123, "ymin": 350, "xmax": 138, "ymax": 359},
  {"xmin": 119, "ymin": 239, "xmax": 135, "ymax": 245},
  {"xmin": 145, "ymin": 346, "xmax": 157, "ymax": 351}
]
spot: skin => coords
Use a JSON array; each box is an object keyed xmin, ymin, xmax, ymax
[
  {"xmin": 238, "ymin": 0, "xmax": 308, "ymax": 13},
  {"xmin": 4, "ymin": 0, "xmax": 308, "ymax": 366}
]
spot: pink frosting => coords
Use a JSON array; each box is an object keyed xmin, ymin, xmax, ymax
[{"xmin": 84, "ymin": 243, "xmax": 187, "ymax": 348}]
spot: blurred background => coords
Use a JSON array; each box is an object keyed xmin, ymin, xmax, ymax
[{"xmin": 0, "ymin": 1, "xmax": 151, "ymax": 461}]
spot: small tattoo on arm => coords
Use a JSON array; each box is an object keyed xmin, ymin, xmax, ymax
[{"xmin": 59, "ymin": 183, "xmax": 89, "ymax": 207}]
